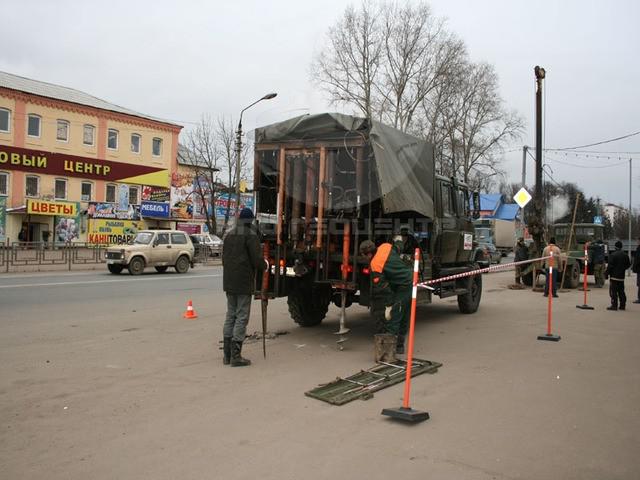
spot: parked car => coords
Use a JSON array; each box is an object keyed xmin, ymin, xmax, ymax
[
  {"xmin": 478, "ymin": 241, "xmax": 502, "ymax": 264},
  {"xmin": 105, "ymin": 230, "xmax": 195, "ymax": 275},
  {"xmin": 190, "ymin": 233, "xmax": 223, "ymax": 256}
]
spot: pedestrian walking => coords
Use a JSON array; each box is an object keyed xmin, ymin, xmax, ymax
[
  {"xmin": 590, "ymin": 239, "xmax": 606, "ymax": 287},
  {"xmin": 542, "ymin": 237, "xmax": 561, "ymax": 297},
  {"xmin": 631, "ymin": 236, "xmax": 640, "ymax": 304},
  {"xmin": 605, "ymin": 241, "xmax": 631, "ymax": 311},
  {"xmin": 222, "ymin": 208, "xmax": 265, "ymax": 366},
  {"xmin": 360, "ymin": 239, "xmax": 413, "ymax": 354},
  {"xmin": 514, "ymin": 237, "xmax": 529, "ymax": 285}
]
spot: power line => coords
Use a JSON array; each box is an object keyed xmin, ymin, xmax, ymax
[
  {"xmin": 547, "ymin": 157, "xmax": 629, "ymax": 169},
  {"xmin": 551, "ymin": 129, "xmax": 640, "ymax": 150}
]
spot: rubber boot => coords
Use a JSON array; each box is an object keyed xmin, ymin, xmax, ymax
[
  {"xmin": 223, "ymin": 337, "xmax": 232, "ymax": 365},
  {"xmin": 396, "ymin": 336, "xmax": 405, "ymax": 355},
  {"xmin": 231, "ymin": 340, "xmax": 251, "ymax": 367}
]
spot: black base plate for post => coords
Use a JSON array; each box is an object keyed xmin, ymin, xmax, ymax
[
  {"xmin": 537, "ymin": 334, "xmax": 561, "ymax": 342},
  {"xmin": 576, "ymin": 304, "xmax": 595, "ymax": 310},
  {"xmin": 381, "ymin": 406, "xmax": 429, "ymax": 423}
]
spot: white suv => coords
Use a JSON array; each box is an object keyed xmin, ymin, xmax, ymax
[{"xmin": 105, "ymin": 230, "xmax": 195, "ymax": 275}]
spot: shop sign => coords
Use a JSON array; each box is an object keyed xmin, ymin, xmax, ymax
[
  {"xmin": 27, "ymin": 199, "xmax": 77, "ymax": 217},
  {"xmin": 87, "ymin": 202, "xmax": 140, "ymax": 220},
  {"xmin": 176, "ymin": 223, "xmax": 201, "ymax": 235},
  {"xmin": 141, "ymin": 201, "xmax": 170, "ymax": 218},
  {"xmin": 0, "ymin": 145, "xmax": 169, "ymax": 187},
  {"xmin": 88, "ymin": 219, "xmax": 144, "ymax": 245},
  {"xmin": 214, "ymin": 193, "xmax": 254, "ymax": 218},
  {"xmin": 142, "ymin": 186, "xmax": 171, "ymax": 203}
]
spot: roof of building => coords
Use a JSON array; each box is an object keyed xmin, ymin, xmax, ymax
[
  {"xmin": 177, "ymin": 144, "xmax": 220, "ymax": 171},
  {"xmin": 479, "ymin": 193, "xmax": 503, "ymax": 212},
  {"xmin": 494, "ymin": 203, "xmax": 520, "ymax": 221},
  {"xmin": 0, "ymin": 71, "xmax": 181, "ymax": 128}
]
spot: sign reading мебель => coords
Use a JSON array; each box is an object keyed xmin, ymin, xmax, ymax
[
  {"xmin": 88, "ymin": 219, "xmax": 144, "ymax": 245},
  {"xmin": 0, "ymin": 145, "xmax": 169, "ymax": 187},
  {"xmin": 27, "ymin": 199, "xmax": 78, "ymax": 217},
  {"xmin": 140, "ymin": 201, "xmax": 170, "ymax": 218}
]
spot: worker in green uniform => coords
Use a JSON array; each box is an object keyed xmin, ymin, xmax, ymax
[{"xmin": 360, "ymin": 239, "xmax": 413, "ymax": 354}]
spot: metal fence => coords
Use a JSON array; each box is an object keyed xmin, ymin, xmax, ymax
[{"xmin": 0, "ymin": 240, "xmax": 219, "ymax": 273}]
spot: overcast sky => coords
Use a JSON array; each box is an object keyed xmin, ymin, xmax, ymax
[{"xmin": 2, "ymin": 0, "xmax": 638, "ymax": 208}]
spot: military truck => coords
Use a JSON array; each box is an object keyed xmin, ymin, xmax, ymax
[
  {"xmin": 549, "ymin": 223, "xmax": 606, "ymax": 288},
  {"xmin": 252, "ymin": 113, "xmax": 483, "ymax": 330}
]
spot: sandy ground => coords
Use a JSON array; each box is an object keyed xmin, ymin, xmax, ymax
[{"xmin": 1, "ymin": 268, "xmax": 639, "ymax": 480}]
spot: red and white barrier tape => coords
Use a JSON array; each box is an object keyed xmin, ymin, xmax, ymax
[{"xmin": 417, "ymin": 254, "xmax": 553, "ymax": 289}]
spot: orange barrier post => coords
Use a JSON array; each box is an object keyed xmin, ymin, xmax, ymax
[
  {"xmin": 183, "ymin": 299, "xmax": 198, "ymax": 319},
  {"xmin": 382, "ymin": 248, "xmax": 429, "ymax": 423},
  {"xmin": 538, "ymin": 255, "xmax": 560, "ymax": 341},
  {"xmin": 577, "ymin": 244, "xmax": 594, "ymax": 310}
]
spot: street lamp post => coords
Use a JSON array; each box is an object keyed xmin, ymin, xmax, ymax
[{"xmin": 235, "ymin": 93, "xmax": 277, "ymax": 218}]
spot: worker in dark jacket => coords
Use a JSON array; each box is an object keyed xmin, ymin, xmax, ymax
[
  {"xmin": 360, "ymin": 240, "xmax": 413, "ymax": 354},
  {"xmin": 605, "ymin": 241, "xmax": 631, "ymax": 311},
  {"xmin": 589, "ymin": 239, "xmax": 606, "ymax": 287},
  {"xmin": 222, "ymin": 208, "xmax": 264, "ymax": 366},
  {"xmin": 632, "ymin": 237, "xmax": 640, "ymax": 304},
  {"xmin": 514, "ymin": 238, "xmax": 529, "ymax": 285}
]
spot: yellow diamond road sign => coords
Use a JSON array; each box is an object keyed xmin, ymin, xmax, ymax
[{"xmin": 514, "ymin": 187, "xmax": 532, "ymax": 208}]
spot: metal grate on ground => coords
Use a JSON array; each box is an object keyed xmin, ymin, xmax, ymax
[{"xmin": 305, "ymin": 358, "xmax": 442, "ymax": 405}]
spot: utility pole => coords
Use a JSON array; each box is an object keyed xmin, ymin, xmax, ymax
[
  {"xmin": 522, "ymin": 145, "xmax": 528, "ymax": 186},
  {"xmin": 629, "ymin": 158, "xmax": 633, "ymax": 276},
  {"xmin": 531, "ymin": 66, "xmax": 546, "ymax": 256}
]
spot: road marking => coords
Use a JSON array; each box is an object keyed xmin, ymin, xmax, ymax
[{"xmin": 0, "ymin": 274, "xmax": 221, "ymax": 289}]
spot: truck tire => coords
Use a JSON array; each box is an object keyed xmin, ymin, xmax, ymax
[
  {"xmin": 563, "ymin": 262, "xmax": 580, "ymax": 289},
  {"xmin": 128, "ymin": 257, "xmax": 145, "ymax": 275},
  {"xmin": 288, "ymin": 284, "xmax": 332, "ymax": 327},
  {"xmin": 174, "ymin": 255, "xmax": 190, "ymax": 274},
  {"xmin": 108, "ymin": 264, "xmax": 123, "ymax": 274},
  {"xmin": 457, "ymin": 266, "xmax": 482, "ymax": 314}
]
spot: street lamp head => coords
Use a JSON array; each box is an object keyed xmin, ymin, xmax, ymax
[{"xmin": 262, "ymin": 93, "xmax": 277, "ymax": 100}]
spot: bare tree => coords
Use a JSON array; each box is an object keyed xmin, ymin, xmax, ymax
[
  {"xmin": 311, "ymin": 1, "xmax": 382, "ymax": 121},
  {"xmin": 181, "ymin": 115, "xmax": 222, "ymax": 234},
  {"xmin": 312, "ymin": 0, "xmax": 524, "ymax": 191}
]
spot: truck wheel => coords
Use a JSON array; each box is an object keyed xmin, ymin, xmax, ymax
[
  {"xmin": 175, "ymin": 255, "xmax": 190, "ymax": 274},
  {"xmin": 108, "ymin": 264, "xmax": 123, "ymax": 274},
  {"xmin": 564, "ymin": 262, "xmax": 580, "ymax": 289},
  {"xmin": 128, "ymin": 257, "xmax": 145, "ymax": 275},
  {"xmin": 457, "ymin": 267, "xmax": 482, "ymax": 314},
  {"xmin": 288, "ymin": 284, "xmax": 332, "ymax": 327}
]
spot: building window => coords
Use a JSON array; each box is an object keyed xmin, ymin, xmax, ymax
[
  {"xmin": 152, "ymin": 137, "xmax": 162, "ymax": 156},
  {"xmin": 0, "ymin": 172, "xmax": 8, "ymax": 195},
  {"xmin": 81, "ymin": 182, "xmax": 93, "ymax": 201},
  {"xmin": 55, "ymin": 179, "xmax": 67, "ymax": 199},
  {"xmin": 27, "ymin": 114, "xmax": 41, "ymax": 137},
  {"xmin": 128, "ymin": 186, "xmax": 139, "ymax": 205},
  {"xmin": 131, "ymin": 133, "xmax": 141, "ymax": 154},
  {"xmin": 26, "ymin": 175, "xmax": 39, "ymax": 197},
  {"xmin": 83, "ymin": 124, "xmax": 95, "ymax": 146},
  {"xmin": 108, "ymin": 129, "xmax": 118, "ymax": 150},
  {"xmin": 0, "ymin": 108, "xmax": 10, "ymax": 133},
  {"xmin": 105, "ymin": 184, "xmax": 116, "ymax": 203},
  {"xmin": 56, "ymin": 120, "xmax": 70, "ymax": 142}
]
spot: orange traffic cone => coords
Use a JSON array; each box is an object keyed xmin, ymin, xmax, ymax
[{"xmin": 183, "ymin": 300, "xmax": 198, "ymax": 319}]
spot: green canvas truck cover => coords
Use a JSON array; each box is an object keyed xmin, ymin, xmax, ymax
[{"xmin": 254, "ymin": 112, "xmax": 435, "ymax": 219}]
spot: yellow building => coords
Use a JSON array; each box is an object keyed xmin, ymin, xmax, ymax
[{"xmin": 0, "ymin": 71, "xmax": 182, "ymax": 244}]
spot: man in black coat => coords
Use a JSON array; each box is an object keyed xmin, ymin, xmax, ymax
[
  {"xmin": 605, "ymin": 241, "xmax": 631, "ymax": 311},
  {"xmin": 633, "ymin": 236, "xmax": 640, "ymax": 304},
  {"xmin": 514, "ymin": 238, "xmax": 529, "ymax": 285},
  {"xmin": 222, "ymin": 208, "xmax": 264, "ymax": 366}
]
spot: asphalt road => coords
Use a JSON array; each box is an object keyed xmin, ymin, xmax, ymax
[{"xmin": 1, "ymin": 265, "xmax": 639, "ymax": 480}]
